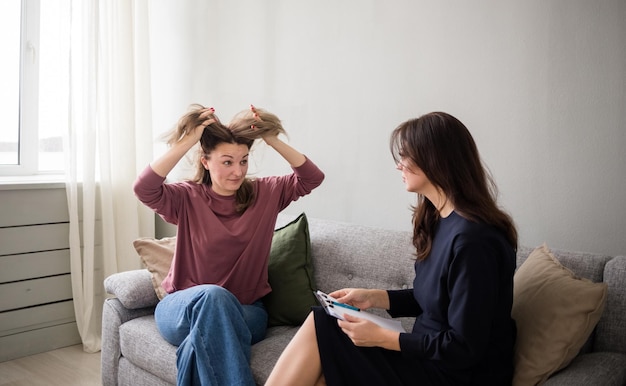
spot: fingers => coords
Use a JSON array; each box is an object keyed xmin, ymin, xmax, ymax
[
  {"xmin": 329, "ymin": 289, "xmax": 350, "ymax": 300},
  {"xmin": 342, "ymin": 313, "xmax": 361, "ymax": 323},
  {"xmin": 337, "ymin": 317, "xmax": 354, "ymax": 332},
  {"xmin": 338, "ymin": 315, "xmax": 369, "ymax": 346},
  {"xmin": 191, "ymin": 117, "xmax": 216, "ymax": 137},
  {"xmin": 250, "ymin": 104, "xmax": 262, "ymax": 122},
  {"xmin": 199, "ymin": 107, "xmax": 215, "ymax": 119},
  {"xmin": 197, "ymin": 117, "xmax": 216, "ymax": 129},
  {"xmin": 331, "ymin": 288, "xmax": 359, "ymax": 305},
  {"xmin": 202, "ymin": 118, "xmax": 217, "ymax": 127},
  {"xmin": 195, "ymin": 107, "xmax": 216, "ymax": 132}
]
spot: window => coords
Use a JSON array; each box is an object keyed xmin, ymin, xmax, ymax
[
  {"xmin": 0, "ymin": 0, "xmax": 67, "ymax": 177},
  {"xmin": 0, "ymin": 0, "xmax": 24, "ymax": 172}
]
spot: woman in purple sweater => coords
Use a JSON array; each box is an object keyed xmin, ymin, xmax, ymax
[
  {"xmin": 133, "ymin": 104, "xmax": 324, "ymax": 385},
  {"xmin": 267, "ymin": 112, "xmax": 517, "ymax": 386}
]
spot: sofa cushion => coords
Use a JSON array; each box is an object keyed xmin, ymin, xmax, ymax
[
  {"xmin": 133, "ymin": 237, "xmax": 176, "ymax": 300},
  {"xmin": 263, "ymin": 213, "xmax": 318, "ymax": 326},
  {"xmin": 118, "ymin": 358, "xmax": 174, "ymax": 386},
  {"xmin": 251, "ymin": 326, "xmax": 299, "ymax": 384},
  {"xmin": 543, "ymin": 352, "xmax": 626, "ymax": 386},
  {"xmin": 511, "ymin": 243, "xmax": 608, "ymax": 386}
]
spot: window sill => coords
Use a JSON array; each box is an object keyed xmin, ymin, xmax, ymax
[{"xmin": 0, "ymin": 174, "xmax": 65, "ymax": 190}]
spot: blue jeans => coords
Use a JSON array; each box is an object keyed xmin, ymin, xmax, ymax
[{"xmin": 155, "ymin": 285, "xmax": 268, "ymax": 386}]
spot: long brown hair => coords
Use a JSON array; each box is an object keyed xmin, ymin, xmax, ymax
[
  {"xmin": 390, "ymin": 112, "xmax": 517, "ymax": 260},
  {"xmin": 164, "ymin": 104, "xmax": 285, "ymax": 213}
]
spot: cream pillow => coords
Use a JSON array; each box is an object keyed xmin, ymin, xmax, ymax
[
  {"xmin": 511, "ymin": 243, "xmax": 608, "ymax": 385},
  {"xmin": 133, "ymin": 236, "xmax": 176, "ymax": 300}
]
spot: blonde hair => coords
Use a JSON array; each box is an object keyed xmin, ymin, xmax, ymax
[
  {"xmin": 228, "ymin": 106, "xmax": 286, "ymax": 139},
  {"xmin": 162, "ymin": 104, "xmax": 287, "ymax": 213}
]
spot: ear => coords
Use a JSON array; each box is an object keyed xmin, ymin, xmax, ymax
[{"xmin": 200, "ymin": 156, "xmax": 210, "ymax": 170}]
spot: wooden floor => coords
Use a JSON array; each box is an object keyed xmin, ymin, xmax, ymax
[{"xmin": 0, "ymin": 345, "xmax": 101, "ymax": 386}]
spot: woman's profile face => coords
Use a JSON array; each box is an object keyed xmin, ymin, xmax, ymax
[
  {"xmin": 201, "ymin": 142, "xmax": 250, "ymax": 196},
  {"xmin": 396, "ymin": 157, "xmax": 434, "ymax": 195}
]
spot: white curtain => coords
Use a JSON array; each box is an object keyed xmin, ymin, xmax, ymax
[{"xmin": 64, "ymin": 0, "xmax": 155, "ymax": 353}]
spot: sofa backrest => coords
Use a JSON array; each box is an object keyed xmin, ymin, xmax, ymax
[
  {"xmin": 516, "ymin": 246, "xmax": 612, "ymax": 283},
  {"xmin": 306, "ymin": 217, "xmax": 415, "ymax": 295}
]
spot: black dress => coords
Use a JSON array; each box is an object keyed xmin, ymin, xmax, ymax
[{"xmin": 314, "ymin": 212, "xmax": 517, "ymax": 386}]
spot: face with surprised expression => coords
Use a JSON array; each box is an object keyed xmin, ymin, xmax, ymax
[{"xmin": 201, "ymin": 142, "xmax": 250, "ymax": 196}]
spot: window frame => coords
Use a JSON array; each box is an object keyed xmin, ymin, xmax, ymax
[{"xmin": 0, "ymin": 0, "xmax": 40, "ymax": 177}]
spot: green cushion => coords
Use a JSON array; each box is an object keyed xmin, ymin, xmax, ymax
[{"xmin": 264, "ymin": 213, "xmax": 318, "ymax": 326}]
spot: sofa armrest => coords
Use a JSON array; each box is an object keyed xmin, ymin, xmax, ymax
[
  {"xmin": 104, "ymin": 269, "xmax": 159, "ymax": 309},
  {"xmin": 101, "ymin": 297, "xmax": 156, "ymax": 386},
  {"xmin": 595, "ymin": 256, "xmax": 626, "ymax": 354}
]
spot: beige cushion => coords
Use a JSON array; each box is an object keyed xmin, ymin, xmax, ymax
[
  {"xmin": 133, "ymin": 236, "xmax": 176, "ymax": 300},
  {"xmin": 511, "ymin": 243, "xmax": 608, "ymax": 386}
]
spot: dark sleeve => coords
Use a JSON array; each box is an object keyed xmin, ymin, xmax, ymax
[
  {"xmin": 398, "ymin": 237, "xmax": 502, "ymax": 366},
  {"xmin": 387, "ymin": 289, "xmax": 422, "ymax": 318}
]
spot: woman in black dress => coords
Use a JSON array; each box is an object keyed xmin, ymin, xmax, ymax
[{"xmin": 266, "ymin": 112, "xmax": 518, "ymax": 386}]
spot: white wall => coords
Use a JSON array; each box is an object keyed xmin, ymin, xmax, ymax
[{"xmin": 149, "ymin": 1, "xmax": 626, "ymax": 256}]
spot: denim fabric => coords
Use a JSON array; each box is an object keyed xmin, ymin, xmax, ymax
[{"xmin": 155, "ymin": 285, "xmax": 268, "ymax": 386}]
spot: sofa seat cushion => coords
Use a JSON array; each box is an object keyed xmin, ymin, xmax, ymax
[
  {"xmin": 119, "ymin": 315, "xmax": 177, "ymax": 384},
  {"xmin": 543, "ymin": 351, "xmax": 626, "ymax": 386},
  {"xmin": 250, "ymin": 326, "xmax": 299, "ymax": 384},
  {"xmin": 119, "ymin": 315, "xmax": 300, "ymax": 386},
  {"xmin": 118, "ymin": 357, "xmax": 174, "ymax": 386}
]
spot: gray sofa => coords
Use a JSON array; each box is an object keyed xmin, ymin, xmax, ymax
[{"xmin": 102, "ymin": 215, "xmax": 626, "ymax": 385}]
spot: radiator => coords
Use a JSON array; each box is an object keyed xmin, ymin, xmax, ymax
[{"xmin": 0, "ymin": 183, "xmax": 86, "ymax": 362}]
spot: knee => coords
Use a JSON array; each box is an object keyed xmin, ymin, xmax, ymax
[{"xmin": 195, "ymin": 285, "xmax": 238, "ymax": 307}]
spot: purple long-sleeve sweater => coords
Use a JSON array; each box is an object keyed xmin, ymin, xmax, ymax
[{"xmin": 133, "ymin": 157, "xmax": 324, "ymax": 304}]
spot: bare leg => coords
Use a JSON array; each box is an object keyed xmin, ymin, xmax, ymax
[{"xmin": 265, "ymin": 312, "xmax": 323, "ymax": 386}]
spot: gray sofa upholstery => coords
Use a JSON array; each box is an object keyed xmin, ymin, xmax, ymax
[{"xmin": 102, "ymin": 215, "xmax": 626, "ymax": 385}]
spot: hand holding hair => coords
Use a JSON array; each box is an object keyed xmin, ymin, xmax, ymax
[
  {"xmin": 228, "ymin": 104, "xmax": 285, "ymax": 140},
  {"xmin": 187, "ymin": 107, "xmax": 216, "ymax": 143},
  {"xmin": 161, "ymin": 103, "xmax": 304, "ymax": 169},
  {"xmin": 164, "ymin": 105, "xmax": 218, "ymax": 147}
]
